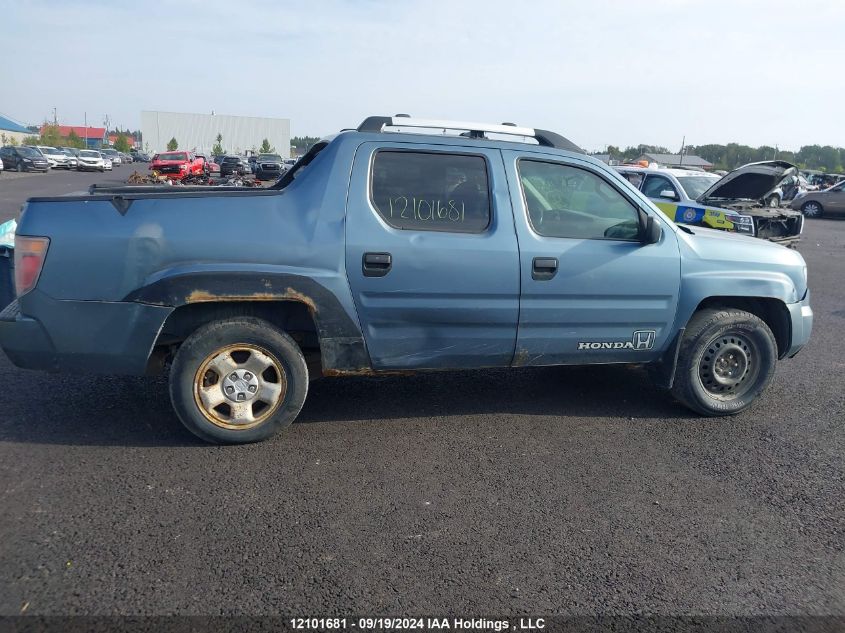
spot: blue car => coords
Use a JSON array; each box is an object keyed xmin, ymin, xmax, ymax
[{"xmin": 0, "ymin": 115, "xmax": 813, "ymax": 443}]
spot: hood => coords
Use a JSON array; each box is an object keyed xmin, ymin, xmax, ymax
[{"xmin": 697, "ymin": 160, "xmax": 797, "ymax": 203}]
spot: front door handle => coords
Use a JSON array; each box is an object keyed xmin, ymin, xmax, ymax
[
  {"xmin": 532, "ymin": 257, "xmax": 558, "ymax": 281},
  {"xmin": 363, "ymin": 252, "xmax": 392, "ymax": 277}
]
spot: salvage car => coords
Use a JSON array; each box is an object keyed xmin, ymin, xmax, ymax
[
  {"xmin": 37, "ymin": 146, "xmax": 71, "ymax": 169},
  {"xmin": 219, "ymin": 155, "xmax": 251, "ymax": 177},
  {"xmin": 617, "ymin": 161, "xmax": 804, "ymax": 245},
  {"xmin": 76, "ymin": 150, "xmax": 106, "ymax": 172},
  {"xmin": 253, "ymin": 153, "xmax": 284, "ymax": 181},
  {"xmin": 0, "ymin": 146, "xmax": 49, "ymax": 172},
  {"xmin": 790, "ymin": 179, "xmax": 845, "ymax": 218},
  {"xmin": 150, "ymin": 151, "xmax": 204, "ymax": 180},
  {"xmin": 100, "ymin": 148, "xmax": 122, "ymax": 166},
  {"xmin": 0, "ymin": 116, "xmax": 813, "ymax": 444},
  {"xmin": 57, "ymin": 147, "xmax": 78, "ymax": 169}
]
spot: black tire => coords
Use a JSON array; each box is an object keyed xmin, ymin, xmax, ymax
[
  {"xmin": 671, "ymin": 308, "xmax": 777, "ymax": 416},
  {"xmin": 801, "ymin": 200, "xmax": 823, "ymax": 218},
  {"xmin": 169, "ymin": 317, "xmax": 309, "ymax": 444}
]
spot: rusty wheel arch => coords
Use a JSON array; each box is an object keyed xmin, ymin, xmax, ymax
[{"xmin": 130, "ymin": 272, "xmax": 372, "ymax": 375}]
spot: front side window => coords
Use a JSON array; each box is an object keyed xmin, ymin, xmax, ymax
[
  {"xmin": 642, "ymin": 175, "xmax": 679, "ymax": 200},
  {"xmin": 371, "ymin": 151, "xmax": 490, "ymax": 233},
  {"xmin": 518, "ymin": 160, "xmax": 640, "ymax": 240},
  {"xmin": 676, "ymin": 175, "xmax": 720, "ymax": 199}
]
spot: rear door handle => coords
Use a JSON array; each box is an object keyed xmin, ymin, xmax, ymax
[
  {"xmin": 363, "ymin": 252, "xmax": 392, "ymax": 277},
  {"xmin": 532, "ymin": 257, "xmax": 558, "ymax": 281}
]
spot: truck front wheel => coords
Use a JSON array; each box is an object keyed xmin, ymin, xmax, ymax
[
  {"xmin": 671, "ymin": 308, "xmax": 777, "ymax": 416},
  {"xmin": 169, "ymin": 317, "xmax": 309, "ymax": 443}
]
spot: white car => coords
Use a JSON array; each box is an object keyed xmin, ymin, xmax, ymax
[
  {"xmin": 101, "ymin": 148, "xmax": 122, "ymax": 166},
  {"xmin": 58, "ymin": 148, "xmax": 78, "ymax": 170},
  {"xmin": 102, "ymin": 156, "xmax": 113, "ymax": 171},
  {"xmin": 37, "ymin": 146, "xmax": 71, "ymax": 169},
  {"xmin": 76, "ymin": 150, "xmax": 106, "ymax": 172}
]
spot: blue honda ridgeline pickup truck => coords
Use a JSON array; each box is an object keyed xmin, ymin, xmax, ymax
[{"xmin": 0, "ymin": 116, "xmax": 813, "ymax": 444}]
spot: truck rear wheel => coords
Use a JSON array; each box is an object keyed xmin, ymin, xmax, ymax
[
  {"xmin": 671, "ymin": 308, "xmax": 777, "ymax": 416},
  {"xmin": 169, "ymin": 317, "xmax": 309, "ymax": 444}
]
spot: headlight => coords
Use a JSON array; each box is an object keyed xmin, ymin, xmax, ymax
[{"xmin": 23, "ymin": 159, "xmax": 32, "ymax": 163}]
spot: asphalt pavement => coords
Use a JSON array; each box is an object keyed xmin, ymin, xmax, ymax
[
  {"xmin": 0, "ymin": 164, "xmax": 143, "ymax": 224},
  {"xmin": 0, "ymin": 172, "xmax": 843, "ymax": 621}
]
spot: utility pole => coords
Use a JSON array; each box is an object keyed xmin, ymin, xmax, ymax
[
  {"xmin": 84, "ymin": 112, "xmax": 88, "ymax": 148},
  {"xmin": 52, "ymin": 107, "xmax": 57, "ymax": 126},
  {"xmin": 679, "ymin": 135, "xmax": 686, "ymax": 166}
]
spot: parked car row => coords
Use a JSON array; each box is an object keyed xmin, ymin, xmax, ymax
[{"xmin": 0, "ymin": 145, "xmax": 140, "ymax": 174}]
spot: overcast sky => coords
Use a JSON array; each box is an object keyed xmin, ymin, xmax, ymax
[{"xmin": 3, "ymin": 0, "xmax": 843, "ymax": 152}]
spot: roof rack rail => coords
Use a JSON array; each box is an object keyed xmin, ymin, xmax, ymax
[{"xmin": 356, "ymin": 115, "xmax": 583, "ymax": 153}]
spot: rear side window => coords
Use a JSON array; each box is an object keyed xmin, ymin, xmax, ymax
[{"xmin": 370, "ymin": 151, "xmax": 490, "ymax": 233}]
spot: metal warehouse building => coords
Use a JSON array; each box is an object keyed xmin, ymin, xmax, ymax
[{"xmin": 141, "ymin": 111, "xmax": 290, "ymax": 157}]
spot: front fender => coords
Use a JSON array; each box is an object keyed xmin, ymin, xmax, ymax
[{"xmin": 674, "ymin": 270, "xmax": 797, "ymax": 336}]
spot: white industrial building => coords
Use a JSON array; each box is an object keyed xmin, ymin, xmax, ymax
[{"xmin": 140, "ymin": 111, "xmax": 291, "ymax": 157}]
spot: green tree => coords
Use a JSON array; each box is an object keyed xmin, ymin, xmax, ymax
[
  {"xmin": 66, "ymin": 130, "xmax": 85, "ymax": 149},
  {"xmin": 212, "ymin": 133, "xmax": 224, "ymax": 156},
  {"xmin": 259, "ymin": 138, "xmax": 274, "ymax": 153},
  {"xmin": 22, "ymin": 135, "xmax": 40, "ymax": 145},
  {"xmin": 39, "ymin": 124, "xmax": 64, "ymax": 147},
  {"xmin": 114, "ymin": 133, "xmax": 130, "ymax": 153},
  {"xmin": 291, "ymin": 135, "xmax": 321, "ymax": 156},
  {"xmin": 167, "ymin": 137, "xmax": 178, "ymax": 151}
]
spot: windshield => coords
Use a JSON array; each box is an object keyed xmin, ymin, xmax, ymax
[
  {"xmin": 80, "ymin": 150, "xmax": 100, "ymax": 158},
  {"xmin": 676, "ymin": 175, "xmax": 721, "ymax": 199},
  {"xmin": 40, "ymin": 147, "xmax": 58, "ymax": 154},
  {"xmin": 19, "ymin": 147, "xmax": 42, "ymax": 157},
  {"xmin": 158, "ymin": 152, "xmax": 187, "ymax": 161},
  {"xmin": 258, "ymin": 154, "xmax": 281, "ymax": 161},
  {"xmin": 222, "ymin": 156, "xmax": 240, "ymax": 163}
]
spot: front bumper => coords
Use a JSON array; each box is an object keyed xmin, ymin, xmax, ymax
[
  {"xmin": 0, "ymin": 292, "xmax": 172, "ymax": 375},
  {"xmin": 786, "ymin": 290, "xmax": 813, "ymax": 357}
]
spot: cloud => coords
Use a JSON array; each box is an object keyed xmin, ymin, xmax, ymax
[{"xmin": 3, "ymin": 0, "xmax": 843, "ymax": 150}]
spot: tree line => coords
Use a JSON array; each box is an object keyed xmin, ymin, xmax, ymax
[{"xmin": 601, "ymin": 143, "xmax": 845, "ymax": 173}]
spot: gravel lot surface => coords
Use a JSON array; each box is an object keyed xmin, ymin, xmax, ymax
[{"xmin": 0, "ymin": 172, "xmax": 842, "ymax": 620}]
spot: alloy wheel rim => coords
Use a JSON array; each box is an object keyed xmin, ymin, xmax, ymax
[
  {"xmin": 803, "ymin": 203, "xmax": 820, "ymax": 217},
  {"xmin": 697, "ymin": 332, "xmax": 759, "ymax": 400},
  {"xmin": 193, "ymin": 344, "xmax": 287, "ymax": 430}
]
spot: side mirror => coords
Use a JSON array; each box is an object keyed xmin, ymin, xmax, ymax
[
  {"xmin": 659, "ymin": 189, "xmax": 678, "ymax": 200},
  {"xmin": 640, "ymin": 213, "xmax": 662, "ymax": 245}
]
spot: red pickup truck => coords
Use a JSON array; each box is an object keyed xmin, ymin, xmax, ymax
[{"xmin": 150, "ymin": 151, "xmax": 204, "ymax": 180}]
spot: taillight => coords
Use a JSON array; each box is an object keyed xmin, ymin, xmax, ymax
[{"xmin": 14, "ymin": 236, "xmax": 50, "ymax": 297}]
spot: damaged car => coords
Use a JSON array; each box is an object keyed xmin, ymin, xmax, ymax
[{"xmin": 616, "ymin": 160, "xmax": 804, "ymax": 245}]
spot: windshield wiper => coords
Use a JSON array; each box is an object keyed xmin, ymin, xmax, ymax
[{"xmin": 676, "ymin": 224, "xmax": 695, "ymax": 235}]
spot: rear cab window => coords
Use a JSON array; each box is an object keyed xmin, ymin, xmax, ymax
[{"xmin": 370, "ymin": 151, "xmax": 491, "ymax": 233}]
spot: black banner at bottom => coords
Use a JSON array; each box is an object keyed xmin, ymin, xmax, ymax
[{"xmin": 0, "ymin": 616, "xmax": 843, "ymax": 633}]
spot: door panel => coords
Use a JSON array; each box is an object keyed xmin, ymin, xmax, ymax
[
  {"xmin": 828, "ymin": 188, "xmax": 845, "ymax": 214},
  {"xmin": 346, "ymin": 142, "xmax": 520, "ymax": 369},
  {"xmin": 503, "ymin": 151, "xmax": 681, "ymax": 366}
]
